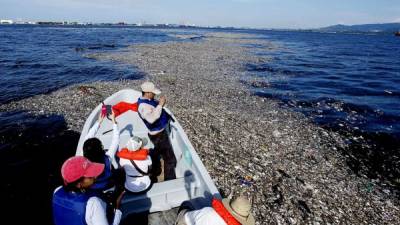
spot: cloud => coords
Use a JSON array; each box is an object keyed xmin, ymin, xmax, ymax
[{"xmin": 393, "ymin": 18, "xmax": 400, "ymax": 23}]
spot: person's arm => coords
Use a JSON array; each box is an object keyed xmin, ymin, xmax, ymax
[
  {"xmin": 86, "ymin": 197, "xmax": 122, "ymax": 225},
  {"xmin": 106, "ymin": 111, "xmax": 120, "ymax": 168},
  {"xmin": 138, "ymin": 103, "xmax": 163, "ymax": 124},
  {"xmin": 85, "ymin": 113, "xmax": 104, "ymax": 140}
]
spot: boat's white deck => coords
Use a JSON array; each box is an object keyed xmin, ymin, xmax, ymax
[{"xmin": 97, "ymin": 110, "xmax": 192, "ymax": 179}]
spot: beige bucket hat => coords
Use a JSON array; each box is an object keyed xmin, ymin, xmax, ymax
[{"xmin": 222, "ymin": 196, "xmax": 255, "ymax": 225}]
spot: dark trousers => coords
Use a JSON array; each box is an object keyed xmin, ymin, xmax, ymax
[{"xmin": 149, "ymin": 129, "xmax": 177, "ymax": 181}]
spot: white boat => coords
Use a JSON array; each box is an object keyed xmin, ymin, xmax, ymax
[{"xmin": 76, "ymin": 89, "xmax": 220, "ymax": 223}]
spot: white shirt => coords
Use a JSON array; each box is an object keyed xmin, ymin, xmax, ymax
[
  {"xmin": 119, "ymin": 155, "xmax": 152, "ymax": 192},
  {"xmin": 86, "ymin": 197, "xmax": 122, "ymax": 225},
  {"xmin": 138, "ymin": 97, "xmax": 164, "ymax": 135},
  {"xmin": 84, "ymin": 121, "xmax": 120, "ymax": 168},
  {"xmin": 184, "ymin": 207, "xmax": 226, "ymax": 225}
]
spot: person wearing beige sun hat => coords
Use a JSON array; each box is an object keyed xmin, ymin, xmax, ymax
[
  {"xmin": 175, "ymin": 196, "xmax": 255, "ymax": 225},
  {"xmin": 221, "ymin": 196, "xmax": 255, "ymax": 225}
]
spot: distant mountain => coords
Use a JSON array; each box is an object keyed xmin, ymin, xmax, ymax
[{"xmin": 318, "ymin": 23, "xmax": 400, "ymax": 33}]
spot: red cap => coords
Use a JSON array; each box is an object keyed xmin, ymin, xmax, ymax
[{"xmin": 61, "ymin": 156, "xmax": 104, "ymax": 184}]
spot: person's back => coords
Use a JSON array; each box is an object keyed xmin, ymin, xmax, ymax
[
  {"xmin": 118, "ymin": 137, "xmax": 153, "ymax": 193},
  {"xmin": 53, "ymin": 186, "xmax": 95, "ymax": 225},
  {"xmin": 119, "ymin": 155, "xmax": 152, "ymax": 192},
  {"xmin": 183, "ymin": 207, "xmax": 226, "ymax": 225}
]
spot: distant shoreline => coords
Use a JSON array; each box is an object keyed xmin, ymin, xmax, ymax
[{"xmin": 1, "ymin": 23, "xmax": 399, "ymax": 36}]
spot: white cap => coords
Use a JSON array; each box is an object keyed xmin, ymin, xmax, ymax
[
  {"xmin": 126, "ymin": 137, "xmax": 143, "ymax": 151},
  {"xmin": 141, "ymin": 81, "xmax": 161, "ymax": 95}
]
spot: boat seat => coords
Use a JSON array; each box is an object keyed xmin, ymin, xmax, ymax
[{"xmin": 120, "ymin": 175, "xmax": 197, "ymax": 217}]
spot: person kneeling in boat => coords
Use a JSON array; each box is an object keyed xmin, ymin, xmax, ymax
[
  {"xmin": 83, "ymin": 109, "xmax": 122, "ymax": 192},
  {"xmin": 137, "ymin": 81, "xmax": 176, "ymax": 181},
  {"xmin": 52, "ymin": 156, "xmax": 124, "ymax": 225},
  {"xmin": 175, "ymin": 196, "xmax": 255, "ymax": 225},
  {"xmin": 117, "ymin": 136, "xmax": 153, "ymax": 193}
]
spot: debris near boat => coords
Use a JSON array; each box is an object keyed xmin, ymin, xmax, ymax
[{"xmin": 1, "ymin": 31, "xmax": 399, "ymax": 224}]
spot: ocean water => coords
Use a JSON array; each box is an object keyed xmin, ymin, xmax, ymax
[
  {"xmin": 0, "ymin": 25, "xmax": 177, "ymax": 224},
  {"xmin": 242, "ymin": 30, "xmax": 400, "ymax": 136},
  {"xmin": 0, "ymin": 25, "xmax": 178, "ymax": 104},
  {"xmin": 238, "ymin": 30, "xmax": 400, "ymax": 183},
  {"xmin": 0, "ymin": 25, "xmax": 399, "ymax": 223}
]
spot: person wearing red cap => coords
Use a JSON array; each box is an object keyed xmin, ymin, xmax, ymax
[{"xmin": 52, "ymin": 156, "xmax": 124, "ymax": 225}]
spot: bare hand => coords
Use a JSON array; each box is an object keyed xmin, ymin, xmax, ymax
[{"xmin": 159, "ymin": 96, "xmax": 166, "ymax": 107}]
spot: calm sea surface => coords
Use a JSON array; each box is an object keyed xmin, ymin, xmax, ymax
[
  {"xmin": 0, "ymin": 25, "xmax": 399, "ymax": 223},
  {"xmin": 238, "ymin": 30, "xmax": 400, "ymax": 185},
  {"xmin": 242, "ymin": 30, "xmax": 400, "ymax": 136}
]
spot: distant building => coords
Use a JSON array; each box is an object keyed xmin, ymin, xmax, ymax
[
  {"xmin": 37, "ymin": 21, "xmax": 63, "ymax": 25},
  {"xmin": 0, "ymin": 19, "xmax": 13, "ymax": 24}
]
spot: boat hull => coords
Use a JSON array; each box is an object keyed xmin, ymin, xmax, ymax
[{"xmin": 76, "ymin": 89, "xmax": 220, "ymax": 218}]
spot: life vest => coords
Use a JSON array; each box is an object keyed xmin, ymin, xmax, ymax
[
  {"xmin": 90, "ymin": 156, "xmax": 113, "ymax": 191},
  {"xmin": 112, "ymin": 101, "xmax": 138, "ymax": 117},
  {"xmin": 53, "ymin": 187, "xmax": 95, "ymax": 225},
  {"xmin": 117, "ymin": 148, "xmax": 149, "ymax": 160},
  {"xmin": 212, "ymin": 198, "xmax": 241, "ymax": 225},
  {"xmin": 137, "ymin": 97, "xmax": 170, "ymax": 132}
]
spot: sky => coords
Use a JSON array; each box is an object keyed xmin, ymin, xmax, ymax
[{"xmin": 1, "ymin": 0, "xmax": 400, "ymax": 28}]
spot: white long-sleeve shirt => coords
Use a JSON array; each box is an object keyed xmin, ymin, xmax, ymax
[
  {"xmin": 184, "ymin": 207, "xmax": 226, "ymax": 225},
  {"xmin": 86, "ymin": 197, "xmax": 122, "ymax": 225},
  {"xmin": 84, "ymin": 121, "xmax": 119, "ymax": 168},
  {"xmin": 138, "ymin": 97, "xmax": 164, "ymax": 135}
]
